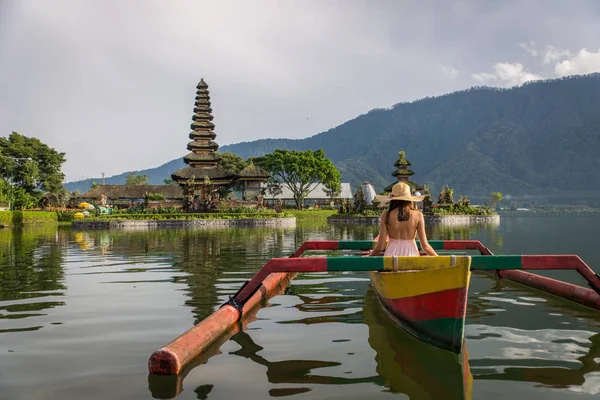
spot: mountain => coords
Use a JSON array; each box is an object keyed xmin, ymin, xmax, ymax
[{"xmin": 67, "ymin": 74, "xmax": 600, "ymax": 204}]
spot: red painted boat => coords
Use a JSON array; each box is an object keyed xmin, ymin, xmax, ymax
[
  {"xmin": 364, "ymin": 286, "xmax": 472, "ymax": 400},
  {"xmin": 369, "ymin": 255, "xmax": 472, "ymax": 353}
]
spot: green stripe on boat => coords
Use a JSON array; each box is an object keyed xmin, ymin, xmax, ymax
[
  {"xmin": 337, "ymin": 241, "xmax": 375, "ymax": 250},
  {"xmin": 470, "ymin": 255, "xmax": 522, "ymax": 270}
]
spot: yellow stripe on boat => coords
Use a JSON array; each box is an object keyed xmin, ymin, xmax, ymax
[{"xmin": 372, "ymin": 256, "xmax": 471, "ymax": 299}]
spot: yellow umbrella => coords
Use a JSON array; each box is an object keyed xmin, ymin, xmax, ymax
[
  {"xmin": 78, "ymin": 202, "xmax": 91, "ymax": 209},
  {"xmin": 74, "ymin": 212, "xmax": 85, "ymax": 219}
]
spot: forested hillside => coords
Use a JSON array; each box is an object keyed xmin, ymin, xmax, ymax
[{"xmin": 67, "ymin": 74, "xmax": 600, "ymax": 204}]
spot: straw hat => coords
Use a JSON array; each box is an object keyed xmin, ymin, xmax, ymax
[{"xmin": 375, "ymin": 182, "xmax": 424, "ymax": 206}]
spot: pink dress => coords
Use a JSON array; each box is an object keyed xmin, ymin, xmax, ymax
[{"xmin": 384, "ymin": 238, "xmax": 419, "ymax": 256}]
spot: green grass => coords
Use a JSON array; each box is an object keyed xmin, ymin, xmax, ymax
[{"xmin": 287, "ymin": 210, "xmax": 337, "ymax": 221}]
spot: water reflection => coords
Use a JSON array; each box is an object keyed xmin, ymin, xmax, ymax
[
  {"xmin": 3, "ymin": 217, "xmax": 600, "ymax": 400},
  {"xmin": 202, "ymin": 286, "xmax": 473, "ymax": 399},
  {"xmin": 363, "ymin": 287, "xmax": 472, "ymax": 399},
  {"xmin": 0, "ymin": 226, "xmax": 67, "ymax": 333}
]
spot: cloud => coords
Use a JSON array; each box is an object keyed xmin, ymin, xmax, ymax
[
  {"xmin": 472, "ymin": 63, "xmax": 542, "ymax": 87},
  {"xmin": 441, "ymin": 66, "xmax": 459, "ymax": 79},
  {"xmin": 3, "ymin": 1, "xmax": 600, "ymax": 181},
  {"xmin": 519, "ymin": 41, "xmax": 538, "ymax": 57},
  {"xmin": 543, "ymin": 45, "xmax": 571, "ymax": 65},
  {"xmin": 472, "ymin": 72, "xmax": 497, "ymax": 83},
  {"xmin": 554, "ymin": 48, "xmax": 600, "ymax": 76}
]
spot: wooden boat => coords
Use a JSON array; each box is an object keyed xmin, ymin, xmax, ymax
[
  {"xmin": 150, "ymin": 239, "xmax": 600, "ymax": 375},
  {"xmin": 368, "ymin": 255, "xmax": 472, "ymax": 353},
  {"xmin": 363, "ymin": 286, "xmax": 472, "ymax": 400}
]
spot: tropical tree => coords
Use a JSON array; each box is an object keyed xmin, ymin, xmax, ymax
[
  {"xmin": 125, "ymin": 172, "xmax": 149, "ymax": 185},
  {"xmin": 354, "ymin": 184, "xmax": 367, "ymax": 212},
  {"xmin": 323, "ymin": 180, "xmax": 342, "ymax": 206},
  {"xmin": 217, "ymin": 152, "xmax": 248, "ymax": 174},
  {"xmin": 264, "ymin": 179, "xmax": 283, "ymax": 201},
  {"xmin": 163, "ymin": 178, "xmax": 178, "ymax": 185},
  {"xmin": 487, "ymin": 192, "xmax": 504, "ymax": 209},
  {"xmin": 437, "ymin": 185, "xmax": 455, "ymax": 205},
  {"xmin": 256, "ymin": 149, "xmax": 341, "ymax": 209},
  {"xmin": 0, "ymin": 132, "xmax": 66, "ymax": 209}
]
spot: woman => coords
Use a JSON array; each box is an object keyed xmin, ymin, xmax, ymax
[{"xmin": 370, "ymin": 182, "xmax": 438, "ymax": 257}]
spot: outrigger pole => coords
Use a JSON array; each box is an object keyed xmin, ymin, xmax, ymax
[{"xmin": 149, "ymin": 239, "xmax": 600, "ymax": 375}]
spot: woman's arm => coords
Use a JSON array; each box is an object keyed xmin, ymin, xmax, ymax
[
  {"xmin": 370, "ymin": 212, "xmax": 388, "ymax": 256},
  {"xmin": 416, "ymin": 212, "xmax": 438, "ymax": 256}
]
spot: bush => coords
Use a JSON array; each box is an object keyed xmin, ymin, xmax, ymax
[
  {"xmin": 0, "ymin": 211, "xmax": 11, "ymax": 226},
  {"xmin": 87, "ymin": 212, "xmax": 291, "ymax": 221},
  {"xmin": 56, "ymin": 210, "xmax": 77, "ymax": 222},
  {"xmin": 428, "ymin": 205, "xmax": 493, "ymax": 216},
  {"xmin": 0, "ymin": 210, "xmax": 60, "ymax": 225},
  {"xmin": 21, "ymin": 211, "xmax": 59, "ymax": 224}
]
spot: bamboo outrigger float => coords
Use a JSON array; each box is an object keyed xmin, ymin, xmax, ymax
[{"xmin": 149, "ymin": 239, "xmax": 600, "ymax": 375}]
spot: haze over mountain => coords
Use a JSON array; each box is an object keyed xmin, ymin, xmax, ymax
[{"xmin": 66, "ymin": 74, "xmax": 600, "ymax": 204}]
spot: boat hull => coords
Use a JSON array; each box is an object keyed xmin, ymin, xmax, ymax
[
  {"xmin": 364, "ymin": 286, "xmax": 472, "ymax": 400},
  {"xmin": 369, "ymin": 255, "xmax": 472, "ymax": 353}
]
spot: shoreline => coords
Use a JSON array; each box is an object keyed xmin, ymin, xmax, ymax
[
  {"xmin": 327, "ymin": 214, "xmax": 500, "ymax": 225},
  {"xmin": 72, "ymin": 217, "xmax": 296, "ymax": 230}
]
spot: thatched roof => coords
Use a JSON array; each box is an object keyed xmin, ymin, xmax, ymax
[
  {"xmin": 81, "ymin": 185, "xmax": 184, "ymax": 200},
  {"xmin": 189, "ymin": 131, "xmax": 216, "ymax": 140},
  {"xmin": 191, "ymin": 120, "xmax": 215, "ymax": 130},
  {"xmin": 238, "ymin": 163, "xmax": 270, "ymax": 180},
  {"xmin": 196, "ymin": 79, "xmax": 208, "ymax": 89},
  {"xmin": 193, "ymin": 106, "xmax": 212, "ymax": 114},
  {"xmin": 171, "ymin": 166, "xmax": 235, "ymax": 181},
  {"xmin": 195, "ymin": 98, "xmax": 210, "ymax": 106},
  {"xmin": 192, "ymin": 113, "xmax": 213, "ymax": 121},
  {"xmin": 392, "ymin": 169, "xmax": 415, "ymax": 177},
  {"xmin": 187, "ymin": 140, "xmax": 219, "ymax": 151},
  {"xmin": 394, "ymin": 151, "xmax": 411, "ymax": 167},
  {"xmin": 184, "ymin": 152, "xmax": 222, "ymax": 164}
]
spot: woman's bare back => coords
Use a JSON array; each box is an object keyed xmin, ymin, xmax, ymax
[{"xmin": 385, "ymin": 209, "xmax": 421, "ymax": 240}]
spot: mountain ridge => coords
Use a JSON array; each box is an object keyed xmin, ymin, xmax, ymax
[{"xmin": 66, "ymin": 74, "xmax": 600, "ymax": 205}]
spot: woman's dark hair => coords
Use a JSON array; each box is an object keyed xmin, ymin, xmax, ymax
[{"xmin": 385, "ymin": 200, "xmax": 414, "ymax": 226}]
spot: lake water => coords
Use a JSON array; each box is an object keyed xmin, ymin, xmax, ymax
[{"xmin": 1, "ymin": 215, "xmax": 599, "ymax": 400}]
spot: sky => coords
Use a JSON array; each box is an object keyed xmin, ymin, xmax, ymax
[{"xmin": 1, "ymin": 0, "xmax": 600, "ymax": 182}]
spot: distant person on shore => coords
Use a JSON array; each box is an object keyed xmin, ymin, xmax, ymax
[{"xmin": 370, "ymin": 182, "xmax": 438, "ymax": 257}]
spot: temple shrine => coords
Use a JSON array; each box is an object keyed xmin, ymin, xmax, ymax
[
  {"xmin": 384, "ymin": 150, "xmax": 425, "ymax": 194},
  {"xmin": 171, "ymin": 79, "xmax": 236, "ymax": 209},
  {"xmin": 171, "ymin": 79, "xmax": 270, "ymax": 210}
]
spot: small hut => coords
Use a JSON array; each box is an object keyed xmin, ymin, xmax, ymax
[{"xmin": 237, "ymin": 162, "xmax": 270, "ymax": 201}]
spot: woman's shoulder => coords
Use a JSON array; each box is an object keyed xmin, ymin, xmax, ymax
[{"xmin": 410, "ymin": 210, "xmax": 424, "ymax": 219}]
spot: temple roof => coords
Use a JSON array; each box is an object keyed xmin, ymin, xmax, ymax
[
  {"xmin": 192, "ymin": 113, "xmax": 214, "ymax": 121},
  {"xmin": 191, "ymin": 120, "xmax": 215, "ymax": 130},
  {"xmin": 194, "ymin": 99, "xmax": 211, "ymax": 107},
  {"xmin": 237, "ymin": 163, "xmax": 270, "ymax": 180},
  {"xmin": 196, "ymin": 79, "xmax": 208, "ymax": 89},
  {"xmin": 187, "ymin": 140, "xmax": 219, "ymax": 151},
  {"xmin": 394, "ymin": 151, "xmax": 411, "ymax": 167},
  {"xmin": 193, "ymin": 106, "xmax": 212, "ymax": 114},
  {"xmin": 171, "ymin": 166, "xmax": 235, "ymax": 181},
  {"xmin": 392, "ymin": 169, "xmax": 415, "ymax": 177},
  {"xmin": 189, "ymin": 131, "xmax": 217, "ymax": 140},
  {"xmin": 183, "ymin": 152, "xmax": 222, "ymax": 163}
]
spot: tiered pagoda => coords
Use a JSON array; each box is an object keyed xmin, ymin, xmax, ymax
[
  {"xmin": 384, "ymin": 150, "xmax": 424, "ymax": 194},
  {"xmin": 171, "ymin": 79, "xmax": 235, "ymax": 208}
]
